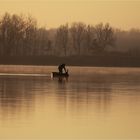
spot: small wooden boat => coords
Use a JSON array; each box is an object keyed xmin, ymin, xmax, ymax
[{"xmin": 51, "ymin": 72, "xmax": 69, "ymax": 78}]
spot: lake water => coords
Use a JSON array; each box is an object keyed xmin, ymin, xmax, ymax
[{"xmin": 0, "ymin": 66, "xmax": 140, "ymax": 139}]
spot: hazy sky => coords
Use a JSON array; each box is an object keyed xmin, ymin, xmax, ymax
[{"xmin": 0, "ymin": 0, "xmax": 140, "ymax": 30}]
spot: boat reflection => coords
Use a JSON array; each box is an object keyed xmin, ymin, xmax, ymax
[{"xmin": 58, "ymin": 77, "xmax": 68, "ymax": 83}]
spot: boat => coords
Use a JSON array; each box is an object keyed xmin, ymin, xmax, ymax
[{"xmin": 51, "ymin": 72, "xmax": 69, "ymax": 78}]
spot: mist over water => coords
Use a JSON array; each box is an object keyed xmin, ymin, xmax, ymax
[{"xmin": 0, "ymin": 66, "xmax": 140, "ymax": 139}]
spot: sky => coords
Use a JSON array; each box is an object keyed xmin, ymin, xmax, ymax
[{"xmin": 0, "ymin": 0, "xmax": 140, "ymax": 30}]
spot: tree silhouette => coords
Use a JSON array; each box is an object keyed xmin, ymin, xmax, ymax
[
  {"xmin": 70, "ymin": 22, "xmax": 86, "ymax": 55},
  {"xmin": 55, "ymin": 24, "xmax": 69, "ymax": 56},
  {"xmin": 92, "ymin": 23, "xmax": 115, "ymax": 53},
  {"xmin": 85, "ymin": 25, "xmax": 95, "ymax": 54}
]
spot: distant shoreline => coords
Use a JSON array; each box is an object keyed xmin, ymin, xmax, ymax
[{"xmin": 0, "ymin": 55, "xmax": 140, "ymax": 68}]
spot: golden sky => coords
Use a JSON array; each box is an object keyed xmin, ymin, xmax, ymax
[{"xmin": 0, "ymin": 0, "xmax": 140, "ymax": 30}]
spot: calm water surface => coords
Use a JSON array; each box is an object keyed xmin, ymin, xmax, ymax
[{"xmin": 0, "ymin": 66, "xmax": 140, "ymax": 139}]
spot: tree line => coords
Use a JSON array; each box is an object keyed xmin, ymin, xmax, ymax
[{"xmin": 0, "ymin": 13, "xmax": 140, "ymax": 57}]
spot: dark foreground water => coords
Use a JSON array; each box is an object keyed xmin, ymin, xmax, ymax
[{"xmin": 0, "ymin": 66, "xmax": 140, "ymax": 139}]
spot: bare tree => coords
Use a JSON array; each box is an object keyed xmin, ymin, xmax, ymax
[
  {"xmin": 0, "ymin": 13, "xmax": 37, "ymax": 56},
  {"xmin": 84, "ymin": 25, "xmax": 95, "ymax": 55},
  {"xmin": 9, "ymin": 14, "xmax": 26, "ymax": 55},
  {"xmin": 35, "ymin": 27, "xmax": 49, "ymax": 55},
  {"xmin": 93, "ymin": 23, "xmax": 115, "ymax": 52},
  {"xmin": 0, "ymin": 13, "xmax": 12, "ymax": 55},
  {"xmin": 55, "ymin": 24, "xmax": 69, "ymax": 56},
  {"xmin": 23, "ymin": 16, "xmax": 37, "ymax": 56},
  {"xmin": 70, "ymin": 22, "xmax": 86, "ymax": 55}
]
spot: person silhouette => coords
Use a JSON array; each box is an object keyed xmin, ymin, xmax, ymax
[{"xmin": 58, "ymin": 64, "xmax": 66, "ymax": 74}]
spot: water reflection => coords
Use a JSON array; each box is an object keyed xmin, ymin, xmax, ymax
[
  {"xmin": 66, "ymin": 76, "xmax": 112, "ymax": 115},
  {"xmin": 0, "ymin": 77, "xmax": 32, "ymax": 120},
  {"xmin": 0, "ymin": 71, "xmax": 140, "ymax": 118},
  {"xmin": 0, "ymin": 66, "xmax": 140, "ymax": 139},
  {"xmin": 58, "ymin": 77, "xmax": 68, "ymax": 83}
]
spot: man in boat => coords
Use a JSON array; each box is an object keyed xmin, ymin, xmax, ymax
[{"xmin": 58, "ymin": 64, "xmax": 67, "ymax": 74}]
